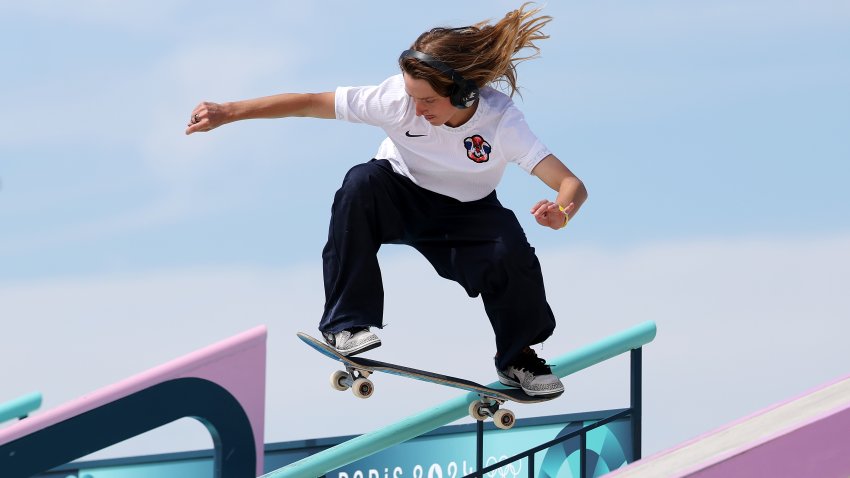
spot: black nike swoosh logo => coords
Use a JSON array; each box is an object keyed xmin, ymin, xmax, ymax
[{"xmin": 405, "ymin": 131, "xmax": 427, "ymax": 137}]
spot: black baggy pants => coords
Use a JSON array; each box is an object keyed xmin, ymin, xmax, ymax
[{"xmin": 319, "ymin": 159, "xmax": 556, "ymax": 369}]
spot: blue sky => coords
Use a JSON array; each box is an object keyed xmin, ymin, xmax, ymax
[
  {"xmin": 2, "ymin": 1, "xmax": 847, "ymax": 281},
  {"xmin": 2, "ymin": 0, "xmax": 849, "ymax": 462}
]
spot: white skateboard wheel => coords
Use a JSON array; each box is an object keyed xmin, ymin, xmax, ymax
[
  {"xmin": 493, "ymin": 409, "xmax": 515, "ymax": 430},
  {"xmin": 330, "ymin": 370, "xmax": 350, "ymax": 391},
  {"xmin": 468, "ymin": 401, "xmax": 488, "ymax": 421},
  {"xmin": 352, "ymin": 377, "xmax": 374, "ymax": 399}
]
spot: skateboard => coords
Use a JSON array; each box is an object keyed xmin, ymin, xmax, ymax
[{"xmin": 298, "ymin": 332, "xmax": 562, "ymax": 430}]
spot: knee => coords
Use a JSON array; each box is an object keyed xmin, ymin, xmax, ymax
[
  {"xmin": 332, "ymin": 162, "xmax": 392, "ymax": 217},
  {"xmin": 340, "ymin": 162, "xmax": 383, "ymax": 194},
  {"xmin": 487, "ymin": 239, "xmax": 544, "ymax": 290}
]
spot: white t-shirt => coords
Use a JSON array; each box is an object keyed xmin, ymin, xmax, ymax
[{"xmin": 335, "ymin": 74, "xmax": 551, "ymax": 202}]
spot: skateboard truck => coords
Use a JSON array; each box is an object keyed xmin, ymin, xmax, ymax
[
  {"xmin": 330, "ymin": 366, "xmax": 375, "ymax": 399},
  {"xmin": 329, "ymin": 365, "xmax": 518, "ymax": 429},
  {"xmin": 468, "ymin": 395, "xmax": 516, "ymax": 430}
]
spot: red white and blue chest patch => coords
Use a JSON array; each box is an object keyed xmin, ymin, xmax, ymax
[{"xmin": 463, "ymin": 134, "xmax": 491, "ymax": 163}]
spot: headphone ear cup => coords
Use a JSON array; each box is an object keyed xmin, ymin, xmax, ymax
[
  {"xmin": 451, "ymin": 81, "xmax": 479, "ymax": 109},
  {"xmin": 447, "ymin": 84, "xmax": 462, "ymax": 108},
  {"xmin": 462, "ymin": 84, "xmax": 479, "ymax": 107},
  {"xmin": 400, "ymin": 49, "xmax": 479, "ymax": 109}
]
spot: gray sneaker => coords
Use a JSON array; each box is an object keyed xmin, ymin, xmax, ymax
[
  {"xmin": 498, "ymin": 348, "xmax": 564, "ymax": 397},
  {"xmin": 322, "ymin": 327, "xmax": 381, "ymax": 356}
]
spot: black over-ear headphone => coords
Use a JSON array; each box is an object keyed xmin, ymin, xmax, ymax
[{"xmin": 399, "ymin": 49, "xmax": 480, "ymax": 109}]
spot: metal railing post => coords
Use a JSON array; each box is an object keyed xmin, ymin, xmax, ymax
[
  {"xmin": 476, "ymin": 420, "xmax": 483, "ymax": 475},
  {"xmin": 580, "ymin": 432, "xmax": 587, "ymax": 478},
  {"xmin": 461, "ymin": 408, "xmax": 632, "ymax": 478},
  {"xmin": 630, "ymin": 347, "xmax": 643, "ymax": 461}
]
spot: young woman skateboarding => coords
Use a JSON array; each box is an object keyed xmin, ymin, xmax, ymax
[{"xmin": 185, "ymin": 3, "xmax": 587, "ymax": 396}]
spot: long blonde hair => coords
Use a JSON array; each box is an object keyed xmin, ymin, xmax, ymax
[{"xmin": 399, "ymin": 3, "xmax": 552, "ymax": 98}]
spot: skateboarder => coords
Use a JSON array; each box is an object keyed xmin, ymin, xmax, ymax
[{"xmin": 185, "ymin": 3, "xmax": 587, "ymax": 397}]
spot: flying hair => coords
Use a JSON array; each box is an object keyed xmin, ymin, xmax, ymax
[{"xmin": 399, "ymin": 2, "xmax": 552, "ymax": 98}]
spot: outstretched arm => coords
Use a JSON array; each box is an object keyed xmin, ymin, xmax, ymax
[
  {"xmin": 530, "ymin": 154, "xmax": 588, "ymax": 230},
  {"xmin": 185, "ymin": 91, "xmax": 336, "ymax": 135}
]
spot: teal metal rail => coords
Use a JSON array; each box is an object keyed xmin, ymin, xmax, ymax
[
  {"xmin": 0, "ymin": 393, "xmax": 42, "ymax": 425},
  {"xmin": 265, "ymin": 321, "xmax": 657, "ymax": 478}
]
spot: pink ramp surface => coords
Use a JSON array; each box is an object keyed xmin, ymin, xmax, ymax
[
  {"xmin": 608, "ymin": 373, "xmax": 850, "ymax": 478},
  {"xmin": 0, "ymin": 325, "xmax": 267, "ymax": 476}
]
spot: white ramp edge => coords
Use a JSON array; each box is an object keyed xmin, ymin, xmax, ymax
[{"xmin": 608, "ymin": 373, "xmax": 850, "ymax": 477}]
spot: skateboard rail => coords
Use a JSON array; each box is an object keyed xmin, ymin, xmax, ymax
[
  {"xmin": 265, "ymin": 320, "xmax": 657, "ymax": 478},
  {"xmin": 0, "ymin": 392, "xmax": 42, "ymax": 425}
]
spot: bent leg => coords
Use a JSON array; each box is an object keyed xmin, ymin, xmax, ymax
[
  {"xmin": 319, "ymin": 160, "xmax": 427, "ymax": 333},
  {"xmin": 413, "ymin": 192, "xmax": 556, "ymax": 370}
]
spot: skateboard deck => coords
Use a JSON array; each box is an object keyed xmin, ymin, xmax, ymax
[{"xmin": 298, "ymin": 332, "xmax": 562, "ymax": 428}]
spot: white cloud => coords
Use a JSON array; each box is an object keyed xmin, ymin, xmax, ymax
[{"xmin": 2, "ymin": 233, "xmax": 848, "ymax": 461}]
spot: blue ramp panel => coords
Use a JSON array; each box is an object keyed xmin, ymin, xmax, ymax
[
  {"xmin": 268, "ymin": 321, "xmax": 657, "ymax": 478},
  {"xmin": 0, "ymin": 379, "xmax": 256, "ymax": 478}
]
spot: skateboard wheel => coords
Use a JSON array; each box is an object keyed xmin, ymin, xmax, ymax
[
  {"xmin": 468, "ymin": 401, "xmax": 488, "ymax": 421},
  {"xmin": 493, "ymin": 409, "xmax": 515, "ymax": 430},
  {"xmin": 352, "ymin": 377, "xmax": 374, "ymax": 399},
  {"xmin": 330, "ymin": 370, "xmax": 351, "ymax": 391}
]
